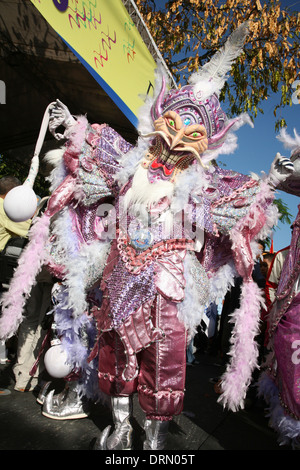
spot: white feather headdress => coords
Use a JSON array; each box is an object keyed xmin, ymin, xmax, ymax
[{"xmin": 189, "ymin": 22, "xmax": 249, "ymax": 101}]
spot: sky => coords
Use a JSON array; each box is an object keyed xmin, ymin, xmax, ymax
[{"xmin": 152, "ymin": 0, "xmax": 300, "ymax": 252}]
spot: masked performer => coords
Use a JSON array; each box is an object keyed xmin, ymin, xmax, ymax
[
  {"xmin": 258, "ymin": 129, "xmax": 300, "ymax": 449},
  {"xmin": 0, "ymin": 24, "xmax": 294, "ymax": 449}
]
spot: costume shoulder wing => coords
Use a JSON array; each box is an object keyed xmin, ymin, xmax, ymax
[
  {"xmin": 210, "ymin": 168, "xmax": 265, "ymax": 235},
  {"xmin": 68, "ymin": 120, "xmax": 134, "ymax": 205}
]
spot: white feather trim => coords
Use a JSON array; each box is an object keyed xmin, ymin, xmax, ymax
[
  {"xmin": 45, "ymin": 149, "xmax": 67, "ymax": 192},
  {"xmin": 123, "ymin": 165, "xmax": 174, "ymax": 211},
  {"xmin": 170, "ymin": 163, "xmax": 210, "ymax": 214},
  {"xmin": 277, "ymin": 128, "xmax": 300, "ymax": 153},
  {"xmin": 44, "ymin": 148, "xmax": 64, "ymax": 167},
  {"xmin": 209, "ymin": 262, "xmax": 236, "ymax": 304},
  {"xmin": 47, "ymin": 207, "xmax": 110, "ymax": 318},
  {"xmin": 177, "ymin": 252, "xmax": 208, "ymax": 334},
  {"xmin": 65, "ymin": 238, "xmax": 110, "ymax": 317},
  {"xmin": 114, "ymin": 137, "xmax": 149, "ymax": 187}
]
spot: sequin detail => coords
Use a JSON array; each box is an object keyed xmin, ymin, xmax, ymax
[
  {"xmin": 211, "ymin": 178, "xmax": 259, "ymax": 233},
  {"xmin": 107, "ymin": 258, "xmax": 156, "ymax": 329},
  {"xmin": 189, "ymin": 258, "xmax": 210, "ymax": 305},
  {"xmin": 79, "ymin": 126, "xmax": 133, "ymax": 205}
]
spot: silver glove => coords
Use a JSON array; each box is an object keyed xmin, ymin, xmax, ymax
[
  {"xmin": 49, "ymin": 99, "xmax": 77, "ymax": 140},
  {"xmin": 267, "ymin": 152, "xmax": 295, "ymax": 188}
]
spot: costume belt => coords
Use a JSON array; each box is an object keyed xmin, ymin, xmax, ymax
[{"xmin": 116, "ymin": 229, "xmax": 194, "ymax": 274}]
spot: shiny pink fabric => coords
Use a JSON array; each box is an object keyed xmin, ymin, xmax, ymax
[
  {"xmin": 274, "ymin": 293, "xmax": 300, "ymax": 420},
  {"xmin": 154, "ymin": 251, "xmax": 186, "ymax": 302},
  {"xmin": 98, "ymin": 330, "xmax": 138, "ymax": 397},
  {"xmin": 45, "ymin": 174, "xmax": 77, "ymax": 218},
  {"xmin": 231, "ymin": 212, "xmax": 266, "ymax": 281},
  {"xmin": 117, "ymin": 299, "xmax": 163, "ymax": 382},
  {"xmin": 138, "ymin": 295, "xmax": 187, "ymax": 420},
  {"xmin": 63, "ymin": 150, "xmax": 79, "ymax": 174},
  {"xmin": 97, "ymin": 294, "xmax": 187, "ymax": 420}
]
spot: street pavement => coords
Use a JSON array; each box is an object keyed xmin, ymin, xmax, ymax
[{"xmin": 0, "ymin": 352, "xmax": 291, "ymax": 453}]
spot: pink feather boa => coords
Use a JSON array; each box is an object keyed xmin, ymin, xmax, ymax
[
  {"xmin": 0, "ymin": 212, "xmax": 51, "ymax": 340},
  {"xmin": 218, "ymin": 279, "xmax": 265, "ymax": 411},
  {"xmin": 217, "ymin": 178, "xmax": 277, "ymax": 411}
]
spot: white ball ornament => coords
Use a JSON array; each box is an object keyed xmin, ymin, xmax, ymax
[
  {"xmin": 44, "ymin": 344, "xmax": 73, "ymax": 379},
  {"xmin": 3, "ymin": 185, "xmax": 38, "ymax": 222}
]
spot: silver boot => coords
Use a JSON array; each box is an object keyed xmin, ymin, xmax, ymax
[
  {"xmin": 94, "ymin": 396, "xmax": 133, "ymax": 450},
  {"xmin": 42, "ymin": 381, "xmax": 89, "ymax": 420},
  {"xmin": 36, "ymin": 381, "xmax": 52, "ymax": 405},
  {"xmin": 36, "ymin": 381, "xmax": 68, "ymax": 406},
  {"xmin": 143, "ymin": 419, "xmax": 169, "ymax": 450}
]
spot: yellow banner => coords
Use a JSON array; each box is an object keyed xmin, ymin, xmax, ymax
[{"xmin": 30, "ymin": 0, "xmax": 157, "ymax": 127}]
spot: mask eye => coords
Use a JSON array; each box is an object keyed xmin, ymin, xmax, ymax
[
  {"xmin": 191, "ymin": 131, "xmax": 201, "ymax": 138},
  {"xmin": 185, "ymin": 125, "xmax": 206, "ymax": 140},
  {"xmin": 163, "ymin": 111, "xmax": 182, "ymax": 131},
  {"xmin": 186, "ymin": 130, "xmax": 203, "ymax": 140}
]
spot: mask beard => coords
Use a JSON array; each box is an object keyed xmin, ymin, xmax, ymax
[{"xmin": 123, "ymin": 165, "xmax": 174, "ymax": 215}]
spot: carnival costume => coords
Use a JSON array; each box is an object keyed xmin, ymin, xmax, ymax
[
  {"xmin": 0, "ymin": 23, "xmax": 294, "ymax": 449},
  {"xmin": 258, "ymin": 129, "xmax": 300, "ymax": 449}
]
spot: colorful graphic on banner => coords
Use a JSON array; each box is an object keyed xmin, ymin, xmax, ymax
[{"xmin": 30, "ymin": 0, "xmax": 157, "ymax": 127}]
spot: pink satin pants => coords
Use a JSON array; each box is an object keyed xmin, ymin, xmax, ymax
[{"xmin": 97, "ymin": 294, "xmax": 187, "ymax": 420}]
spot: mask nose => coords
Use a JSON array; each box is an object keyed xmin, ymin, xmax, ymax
[{"xmin": 169, "ymin": 127, "xmax": 185, "ymax": 150}]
